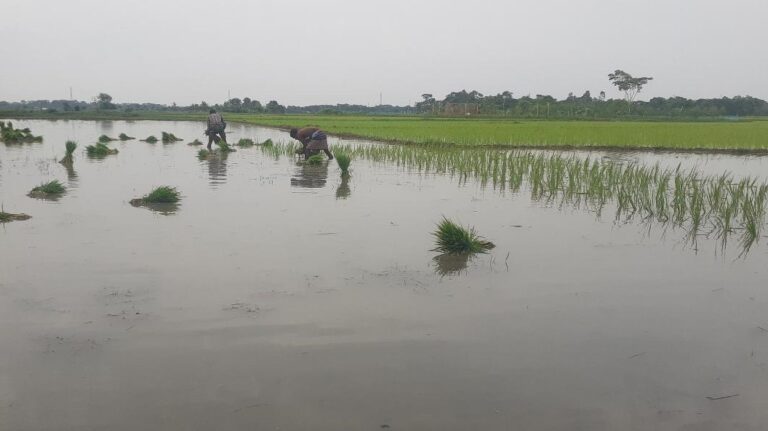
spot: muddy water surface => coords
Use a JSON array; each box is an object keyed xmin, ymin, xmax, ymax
[{"xmin": 1, "ymin": 120, "xmax": 768, "ymax": 430}]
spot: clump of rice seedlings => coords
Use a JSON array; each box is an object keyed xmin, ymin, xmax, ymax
[
  {"xmin": 86, "ymin": 143, "xmax": 118, "ymax": 157},
  {"xmin": 334, "ymin": 151, "xmax": 351, "ymax": 176},
  {"xmin": 118, "ymin": 133, "xmax": 135, "ymax": 141},
  {"xmin": 141, "ymin": 135, "xmax": 158, "ymax": 143},
  {"xmin": 98, "ymin": 134, "xmax": 116, "ymax": 143},
  {"xmin": 59, "ymin": 140, "xmax": 77, "ymax": 164},
  {"xmin": 236, "ymin": 138, "xmax": 255, "ymax": 147},
  {"xmin": 28, "ymin": 180, "xmax": 66, "ymax": 199},
  {"xmin": 261, "ymin": 139, "xmax": 274, "ymax": 147},
  {"xmin": 432, "ymin": 217, "xmax": 495, "ymax": 254},
  {"xmin": 161, "ymin": 132, "xmax": 182, "ymax": 143},
  {"xmin": 306, "ymin": 154, "xmax": 324, "ymax": 165},
  {"xmin": 187, "ymin": 139, "xmax": 203, "ymax": 146},
  {"xmin": 130, "ymin": 186, "xmax": 180, "ymax": 206},
  {"xmin": 216, "ymin": 140, "xmax": 235, "ymax": 153},
  {"xmin": 197, "ymin": 149, "xmax": 211, "ymax": 159},
  {"xmin": 0, "ymin": 206, "xmax": 31, "ymax": 223},
  {"xmin": 0, "ymin": 121, "xmax": 43, "ymax": 144}
]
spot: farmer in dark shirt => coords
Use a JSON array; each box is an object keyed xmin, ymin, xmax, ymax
[
  {"xmin": 205, "ymin": 109, "xmax": 227, "ymax": 149},
  {"xmin": 289, "ymin": 127, "xmax": 333, "ymax": 160}
]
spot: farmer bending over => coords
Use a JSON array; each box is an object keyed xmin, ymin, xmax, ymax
[
  {"xmin": 205, "ymin": 109, "xmax": 227, "ymax": 149},
  {"xmin": 289, "ymin": 127, "xmax": 333, "ymax": 160}
]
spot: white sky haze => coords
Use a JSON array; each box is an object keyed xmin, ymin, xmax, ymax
[{"xmin": 1, "ymin": 0, "xmax": 766, "ymax": 106}]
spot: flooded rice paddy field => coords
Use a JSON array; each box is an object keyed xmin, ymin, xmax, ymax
[{"xmin": 2, "ymin": 120, "xmax": 768, "ymax": 431}]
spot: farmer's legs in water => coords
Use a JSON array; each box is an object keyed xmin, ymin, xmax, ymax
[
  {"xmin": 323, "ymin": 149, "xmax": 334, "ymax": 160},
  {"xmin": 207, "ymin": 133, "xmax": 214, "ymax": 149},
  {"xmin": 219, "ymin": 131, "xmax": 227, "ymax": 143}
]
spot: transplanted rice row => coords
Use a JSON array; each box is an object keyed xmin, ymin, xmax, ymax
[{"xmin": 262, "ymin": 140, "xmax": 768, "ymax": 253}]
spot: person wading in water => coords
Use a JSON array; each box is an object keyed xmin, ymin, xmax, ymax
[
  {"xmin": 289, "ymin": 127, "xmax": 333, "ymax": 160},
  {"xmin": 205, "ymin": 109, "xmax": 227, "ymax": 149}
]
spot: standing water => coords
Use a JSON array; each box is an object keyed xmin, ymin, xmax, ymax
[{"xmin": 2, "ymin": 120, "xmax": 768, "ymax": 431}]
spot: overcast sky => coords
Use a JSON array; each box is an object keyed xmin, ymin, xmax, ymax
[{"xmin": 1, "ymin": 0, "xmax": 766, "ymax": 106}]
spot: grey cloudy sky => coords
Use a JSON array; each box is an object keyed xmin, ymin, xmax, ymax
[{"xmin": 2, "ymin": 0, "xmax": 766, "ymax": 106}]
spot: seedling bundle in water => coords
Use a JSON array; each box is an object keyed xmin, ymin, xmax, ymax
[
  {"xmin": 59, "ymin": 140, "xmax": 77, "ymax": 164},
  {"xmin": 334, "ymin": 151, "xmax": 351, "ymax": 176},
  {"xmin": 28, "ymin": 180, "xmax": 66, "ymax": 199},
  {"xmin": 432, "ymin": 217, "xmax": 496, "ymax": 255},
  {"xmin": 141, "ymin": 136, "xmax": 158, "ymax": 143},
  {"xmin": 0, "ymin": 209, "xmax": 31, "ymax": 223},
  {"xmin": 236, "ymin": 138, "xmax": 255, "ymax": 147},
  {"xmin": 161, "ymin": 132, "xmax": 183, "ymax": 143},
  {"xmin": 187, "ymin": 139, "xmax": 203, "ymax": 146},
  {"xmin": 131, "ymin": 186, "xmax": 180, "ymax": 205},
  {"xmin": 0, "ymin": 121, "xmax": 43, "ymax": 144},
  {"xmin": 306, "ymin": 154, "xmax": 324, "ymax": 165},
  {"xmin": 98, "ymin": 135, "xmax": 116, "ymax": 143},
  {"xmin": 118, "ymin": 133, "xmax": 135, "ymax": 141},
  {"xmin": 216, "ymin": 141, "xmax": 235, "ymax": 153},
  {"xmin": 86, "ymin": 143, "xmax": 118, "ymax": 157}
]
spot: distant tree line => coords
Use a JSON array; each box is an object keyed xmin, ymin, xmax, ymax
[{"xmin": 2, "ymin": 89, "xmax": 767, "ymax": 119}]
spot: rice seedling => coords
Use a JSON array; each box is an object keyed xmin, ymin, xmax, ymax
[
  {"xmin": 187, "ymin": 139, "xmax": 203, "ymax": 146},
  {"xmin": 432, "ymin": 217, "xmax": 495, "ymax": 255},
  {"xmin": 118, "ymin": 133, "xmax": 135, "ymax": 140},
  {"xmin": 86, "ymin": 143, "xmax": 118, "ymax": 157},
  {"xmin": 197, "ymin": 149, "xmax": 211, "ymax": 159},
  {"xmin": 59, "ymin": 140, "xmax": 77, "ymax": 164},
  {"xmin": 141, "ymin": 135, "xmax": 158, "ymax": 143},
  {"xmin": 28, "ymin": 180, "xmax": 66, "ymax": 199},
  {"xmin": 0, "ymin": 207, "xmax": 31, "ymax": 223},
  {"xmin": 236, "ymin": 138, "xmax": 255, "ymax": 147},
  {"xmin": 161, "ymin": 132, "xmax": 182, "ymax": 143},
  {"xmin": 334, "ymin": 151, "xmax": 351, "ymax": 176},
  {"xmin": 306, "ymin": 154, "xmax": 324, "ymax": 165},
  {"xmin": 216, "ymin": 140, "xmax": 235, "ymax": 153},
  {"xmin": 0, "ymin": 121, "xmax": 43, "ymax": 144},
  {"xmin": 130, "ymin": 186, "xmax": 180, "ymax": 206},
  {"xmin": 98, "ymin": 134, "xmax": 116, "ymax": 143},
  {"xmin": 261, "ymin": 139, "xmax": 274, "ymax": 147}
]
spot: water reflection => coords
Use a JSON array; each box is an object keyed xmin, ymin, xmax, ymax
[
  {"xmin": 336, "ymin": 175, "xmax": 351, "ymax": 199},
  {"xmin": 205, "ymin": 152, "xmax": 228, "ymax": 187},
  {"xmin": 60, "ymin": 160, "xmax": 78, "ymax": 184},
  {"xmin": 129, "ymin": 200, "xmax": 180, "ymax": 216},
  {"xmin": 433, "ymin": 253, "xmax": 472, "ymax": 277},
  {"xmin": 291, "ymin": 161, "xmax": 328, "ymax": 189}
]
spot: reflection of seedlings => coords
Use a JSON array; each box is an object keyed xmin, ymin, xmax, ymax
[
  {"xmin": 118, "ymin": 133, "xmax": 135, "ymax": 140},
  {"xmin": 28, "ymin": 180, "xmax": 66, "ymax": 199},
  {"xmin": 198, "ymin": 149, "xmax": 211, "ymax": 159},
  {"xmin": 187, "ymin": 139, "xmax": 203, "ymax": 146},
  {"xmin": 0, "ymin": 207, "xmax": 31, "ymax": 223},
  {"xmin": 306, "ymin": 154, "xmax": 324, "ymax": 165},
  {"xmin": 433, "ymin": 253, "xmax": 471, "ymax": 276},
  {"xmin": 59, "ymin": 140, "xmax": 77, "ymax": 164},
  {"xmin": 236, "ymin": 138, "xmax": 255, "ymax": 147},
  {"xmin": 334, "ymin": 151, "xmax": 351, "ymax": 176},
  {"xmin": 141, "ymin": 135, "xmax": 158, "ymax": 143},
  {"xmin": 98, "ymin": 134, "xmax": 116, "ymax": 143},
  {"xmin": 198, "ymin": 148, "xmax": 230, "ymax": 160},
  {"xmin": 86, "ymin": 143, "xmax": 118, "ymax": 157},
  {"xmin": 433, "ymin": 217, "xmax": 495, "ymax": 254},
  {"xmin": 336, "ymin": 175, "xmax": 351, "ymax": 199},
  {"xmin": 161, "ymin": 132, "xmax": 183, "ymax": 143}
]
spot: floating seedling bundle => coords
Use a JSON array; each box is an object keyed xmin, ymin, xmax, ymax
[
  {"xmin": 0, "ymin": 121, "xmax": 43, "ymax": 144},
  {"xmin": 86, "ymin": 143, "xmax": 118, "ymax": 157},
  {"xmin": 161, "ymin": 132, "xmax": 183, "ymax": 143},
  {"xmin": 118, "ymin": 133, "xmax": 135, "ymax": 141},
  {"xmin": 28, "ymin": 180, "xmax": 66, "ymax": 199}
]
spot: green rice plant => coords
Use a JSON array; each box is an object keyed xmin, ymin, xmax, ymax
[
  {"xmin": 98, "ymin": 134, "xmax": 116, "ymax": 143},
  {"xmin": 86, "ymin": 143, "xmax": 118, "ymax": 157},
  {"xmin": 141, "ymin": 135, "xmax": 158, "ymax": 143},
  {"xmin": 236, "ymin": 138, "xmax": 255, "ymax": 147},
  {"xmin": 306, "ymin": 154, "xmax": 324, "ymax": 165},
  {"xmin": 131, "ymin": 186, "xmax": 180, "ymax": 206},
  {"xmin": 334, "ymin": 151, "xmax": 351, "ymax": 175},
  {"xmin": 216, "ymin": 140, "xmax": 235, "ymax": 153},
  {"xmin": 0, "ymin": 208, "xmax": 31, "ymax": 223},
  {"xmin": 432, "ymin": 217, "xmax": 495, "ymax": 255},
  {"xmin": 161, "ymin": 132, "xmax": 182, "ymax": 143},
  {"xmin": 197, "ymin": 149, "xmax": 211, "ymax": 159},
  {"xmin": 118, "ymin": 133, "xmax": 135, "ymax": 140},
  {"xmin": 28, "ymin": 180, "xmax": 66, "ymax": 199},
  {"xmin": 59, "ymin": 140, "xmax": 77, "ymax": 164},
  {"xmin": 261, "ymin": 139, "xmax": 274, "ymax": 147},
  {"xmin": 0, "ymin": 121, "xmax": 43, "ymax": 144}
]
